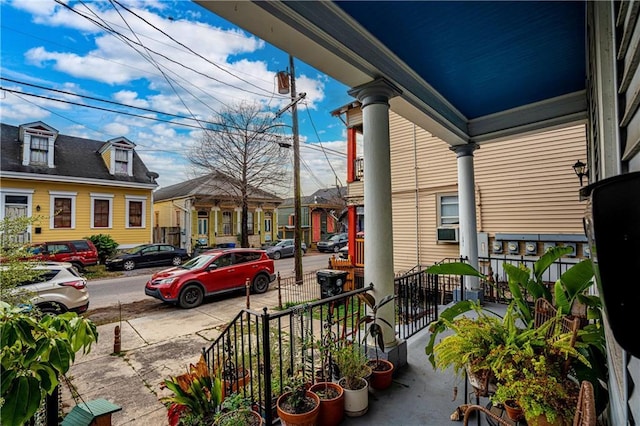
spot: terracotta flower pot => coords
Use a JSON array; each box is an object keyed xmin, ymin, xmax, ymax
[
  {"xmin": 367, "ymin": 359, "xmax": 394, "ymax": 390},
  {"xmin": 276, "ymin": 390, "xmax": 320, "ymax": 426},
  {"xmin": 309, "ymin": 382, "xmax": 344, "ymax": 426},
  {"xmin": 222, "ymin": 367, "xmax": 250, "ymax": 399},
  {"xmin": 503, "ymin": 400, "xmax": 524, "ymax": 421}
]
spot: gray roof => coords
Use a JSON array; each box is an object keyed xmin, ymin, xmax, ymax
[
  {"xmin": 154, "ymin": 172, "xmax": 283, "ymax": 204},
  {"xmin": 1, "ymin": 123, "xmax": 157, "ymax": 186},
  {"xmin": 281, "ymin": 187, "xmax": 346, "ymax": 207}
]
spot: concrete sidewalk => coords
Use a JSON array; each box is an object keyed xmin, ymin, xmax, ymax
[{"xmin": 63, "ymin": 288, "xmax": 506, "ymax": 426}]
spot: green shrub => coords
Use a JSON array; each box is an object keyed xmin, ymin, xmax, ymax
[{"xmin": 85, "ymin": 234, "xmax": 119, "ymax": 264}]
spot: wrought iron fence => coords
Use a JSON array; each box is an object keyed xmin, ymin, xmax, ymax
[{"xmin": 202, "ymin": 285, "xmax": 372, "ymax": 425}]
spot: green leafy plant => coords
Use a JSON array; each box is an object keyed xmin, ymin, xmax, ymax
[
  {"xmin": 0, "ymin": 216, "xmax": 46, "ymax": 306},
  {"xmin": 161, "ymin": 354, "xmax": 223, "ymax": 426},
  {"xmin": 431, "ymin": 302, "xmax": 509, "ymax": 380},
  {"xmin": 85, "ymin": 234, "xmax": 119, "ymax": 264},
  {"xmin": 331, "ymin": 342, "xmax": 369, "ymax": 390},
  {"xmin": 215, "ymin": 392, "xmax": 262, "ymax": 426},
  {"xmin": 357, "ymin": 290, "xmax": 395, "ymax": 364},
  {"xmin": 0, "ymin": 302, "xmax": 98, "ymax": 426},
  {"xmin": 278, "ymin": 374, "xmax": 316, "ymax": 414}
]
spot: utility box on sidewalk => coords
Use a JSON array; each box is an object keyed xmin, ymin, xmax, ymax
[{"xmin": 317, "ymin": 269, "xmax": 348, "ymax": 298}]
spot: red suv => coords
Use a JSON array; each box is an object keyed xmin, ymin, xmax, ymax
[
  {"xmin": 27, "ymin": 240, "xmax": 99, "ymax": 272},
  {"xmin": 145, "ymin": 248, "xmax": 276, "ymax": 309}
]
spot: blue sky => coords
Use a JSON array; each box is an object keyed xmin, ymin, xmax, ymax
[{"xmin": 1, "ymin": 0, "xmax": 354, "ymax": 196}]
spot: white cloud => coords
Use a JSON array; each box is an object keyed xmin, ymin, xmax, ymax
[{"xmin": 103, "ymin": 122, "xmax": 129, "ymax": 136}]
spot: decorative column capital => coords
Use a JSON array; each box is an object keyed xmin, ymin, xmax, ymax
[
  {"xmin": 450, "ymin": 143, "xmax": 479, "ymax": 158},
  {"xmin": 348, "ymin": 78, "xmax": 402, "ymax": 108}
]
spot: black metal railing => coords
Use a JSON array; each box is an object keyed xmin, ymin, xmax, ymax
[
  {"xmin": 395, "ymin": 268, "xmax": 439, "ymax": 340},
  {"xmin": 202, "ymin": 285, "xmax": 372, "ymax": 425}
]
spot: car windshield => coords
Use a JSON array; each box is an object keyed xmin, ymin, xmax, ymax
[
  {"xmin": 275, "ymin": 240, "xmax": 290, "ymax": 247},
  {"xmin": 329, "ymin": 235, "xmax": 342, "ymax": 242},
  {"xmin": 179, "ymin": 254, "xmax": 214, "ymax": 270}
]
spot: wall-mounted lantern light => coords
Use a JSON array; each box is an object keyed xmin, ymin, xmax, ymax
[
  {"xmin": 572, "ymin": 160, "xmax": 588, "ymax": 186},
  {"xmin": 35, "ymin": 205, "xmax": 41, "ymax": 212}
]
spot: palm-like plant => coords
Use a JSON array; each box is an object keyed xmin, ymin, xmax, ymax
[{"xmin": 161, "ymin": 354, "xmax": 222, "ymax": 426}]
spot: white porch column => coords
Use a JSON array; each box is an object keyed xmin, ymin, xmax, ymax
[
  {"xmin": 212, "ymin": 206, "xmax": 220, "ymax": 242},
  {"xmin": 235, "ymin": 208, "xmax": 242, "ymax": 235},
  {"xmin": 349, "ymin": 78, "xmax": 401, "ymax": 349},
  {"xmin": 451, "ymin": 144, "xmax": 481, "ymax": 294}
]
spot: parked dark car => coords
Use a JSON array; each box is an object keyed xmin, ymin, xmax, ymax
[
  {"xmin": 105, "ymin": 243, "xmax": 189, "ymax": 271},
  {"xmin": 262, "ymin": 239, "xmax": 307, "ymax": 260},
  {"xmin": 26, "ymin": 239, "xmax": 99, "ymax": 272},
  {"xmin": 316, "ymin": 232, "xmax": 348, "ymax": 253},
  {"xmin": 145, "ymin": 248, "xmax": 276, "ymax": 308}
]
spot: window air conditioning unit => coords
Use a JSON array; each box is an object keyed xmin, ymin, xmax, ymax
[{"xmin": 437, "ymin": 227, "xmax": 459, "ymax": 243}]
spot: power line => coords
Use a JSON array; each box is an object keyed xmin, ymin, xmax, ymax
[
  {"xmin": 304, "ymin": 104, "xmax": 344, "ymax": 187},
  {"xmin": 54, "ymin": 0, "xmax": 283, "ymax": 100},
  {"xmin": 110, "ymin": 0, "xmax": 281, "ymax": 99}
]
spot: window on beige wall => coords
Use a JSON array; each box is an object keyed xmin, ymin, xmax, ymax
[{"xmin": 438, "ymin": 194, "xmax": 459, "ymax": 226}]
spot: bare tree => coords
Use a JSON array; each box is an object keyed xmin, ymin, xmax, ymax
[{"xmin": 189, "ymin": 101, "xmax": 290, "ymax": 247}]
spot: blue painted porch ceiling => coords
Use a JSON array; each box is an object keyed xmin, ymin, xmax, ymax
[{"xmin": 335, "ymin": 1, "xmax": 586, "ymax": 120}]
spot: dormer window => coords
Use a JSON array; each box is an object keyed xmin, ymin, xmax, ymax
[
  {"xmin": 100, "ymin": 137, "xmax": 135, "ymax": 176},
  {"xmin": 115, "ymin": 148, "xmax": 129, "ymax": 174},
  {"xmin": 30, "ymin": 136, "xmax": 49, "ymax": 164},
  {"xmin": 19, "ymin": 121, "xmax": 58, "ymax": 168}
]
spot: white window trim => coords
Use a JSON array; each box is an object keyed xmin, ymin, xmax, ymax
[
  {"xmin": 90, "ymin": 193, "xmax": 114, "ymax": 229},
  {"xmin": 1, "ymin": 188, "xmax": 34, "ymax": 221},
  {"xmin": 49, "ymin": 191, "xmax": 77, "ymax": 229},
  {"xmin": 437, "ymin": 193, "xmax": 459, "ymax": 227},
  {"xmin": 22, "ymin": 131, "xmax": 55, "ymax": 167},
  {"xmin": 125, "ymin": 195, "xmax": 146, "ymax": 228},
  {"xmin": 110, "ymin": 146, "xmax": 134, "ymax": 176}
]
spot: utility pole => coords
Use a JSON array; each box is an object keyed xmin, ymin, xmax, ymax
[
  {"xmin": 276, "ymin": 56, "xmax": 305, "ymax": 285},
  {"xmin": 289, "ymin": 55, "xmax": 303, "ymax": 286}
]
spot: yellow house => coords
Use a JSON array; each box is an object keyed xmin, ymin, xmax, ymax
[
  {"xmin": 153, "ymin": 172, "xmax": 282, "ymax": 254},
  {"xmin": 0, "ymin": 121, "xmax": 158, "ymax": 247}
]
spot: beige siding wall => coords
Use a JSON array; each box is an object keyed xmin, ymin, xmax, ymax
[
  {"xmin": 475, "ymin": 125, "xmax": 587, "ymax": 234},
  {"xmin": 370, "ymin": 112, "xmax": 588, "ymax": 272},
  {"xmin": 2, "ymin": 178, "xmax": 153, "ymax": 246}
]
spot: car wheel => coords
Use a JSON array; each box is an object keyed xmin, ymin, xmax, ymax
[
  {"xmin": 252, "ymin": 274, "xmax": 270, "ymax": 294},
  {"xmin": 123, "ymin": 260, "xmax": 136, "ymax": 271},
  {"xmin": 171, "ymin": 256, "xmax": 183, "ymax": 266},
  {"xmin": 273, "ymin": 251, "xmax": 282, "ymax": 260},
  {"xmin": 37, "ymin": 303, "xmax": 66, "ymax": 315},
  {"xmin": 71, "ymin": 263, "xmax": 85, "ymax": 273},
  {"xmin": 179, "ymin": 284, "xmax": 204, "ymax": 309},
  {"xmin": 333, "ymin": 245, "xmax": 340, "ymax": 253}
]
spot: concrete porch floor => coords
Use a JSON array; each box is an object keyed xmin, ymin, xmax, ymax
[{"xmin": 342, "ymin": 302, "xmax": 508, "ymax": 426}]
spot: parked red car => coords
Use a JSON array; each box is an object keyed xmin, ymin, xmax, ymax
[
  {"xmin": 26, "ymin": 240, "xmax": 99, "ymax": 272},
  {"xmin": 145, "ymin": 248, "xmax": 276, "ymax": 308}
]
